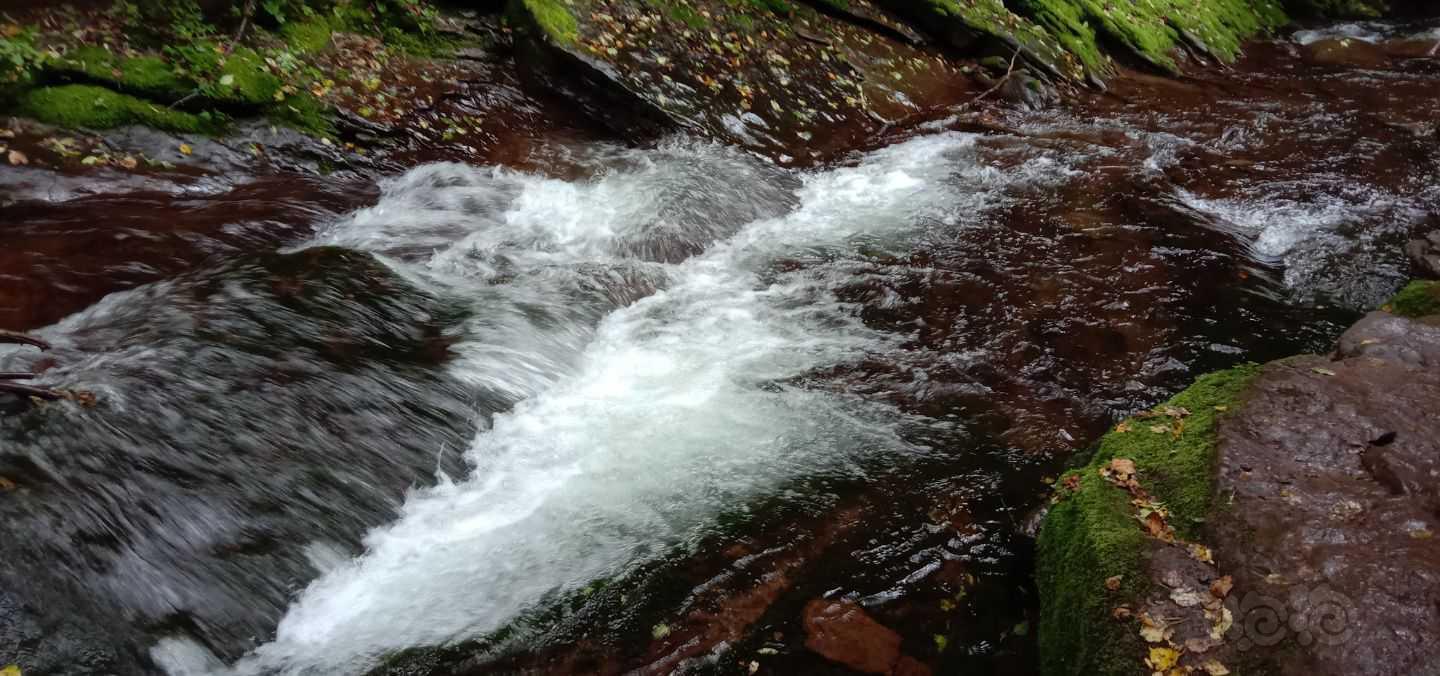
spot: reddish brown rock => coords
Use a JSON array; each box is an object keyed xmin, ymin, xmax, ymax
[
  {"xmin": 802, "ymin": 599, "xmax": 903, "ymax": 674},
  {"xmin": 1209, "ymin": 310, "xmax": 1440, "ymax": 676}
]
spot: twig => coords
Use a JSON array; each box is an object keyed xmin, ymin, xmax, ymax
[
  {"xmin": 169, "ymin": 89, "xmax": 203, "ymax": 110},
  {"xmin": 225, "ymin": 0, "xmax": 258, "ymax": 55},
  {"xmin": 959, "ymin": 46, "xmax": 1022, "ymax": 110}
]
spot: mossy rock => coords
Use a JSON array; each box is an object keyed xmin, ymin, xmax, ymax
[
  {"xmin": 51, "ymin": 45, "xmax": 196, "ymax": 102},
  {"xmin": 1383, "ymin": 280, "xmax": 1440, "ymax": 319},
  {"xmin": 18, "ymin": 84, "xmax": 221, "ymax": 133},
  {"xmin": 1035, "ymin": 365, "xmax": 1261, "ymax": 676},
  {"xmin": 209, "ymin": 48, "xmax": 284, "ymax": 106},
  {"xmin": 507, "ymin": 0, "xmax": 580, "ymax": 45}
]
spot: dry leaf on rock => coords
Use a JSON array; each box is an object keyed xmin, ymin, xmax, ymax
[
  {"xmin": 1188, "ymin": 544, "xmax": 1214, "ymax": 564},
  {"xmin": 1201, "ymin": 658, "xmax": 1231, "ymax": 675},
  {"xmin": 1209, "ymin": 575, "xmax": 1234, "ymax": 599},
  {"xmin": 1170, "ymin": 587, "xmax": 1204, "ymax": 607},
  {"xmin": 1145, "ymin": 646, "xmax": 1181, "ymax": 671},
  {"xmin": 1105, "ymin": 575, "xmax": 1123, "ymax": 591}
]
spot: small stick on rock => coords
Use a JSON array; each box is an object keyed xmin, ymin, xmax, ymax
[{"xmin": 959, "ymin": 46, "xmax": 1022, "ymax": 110}]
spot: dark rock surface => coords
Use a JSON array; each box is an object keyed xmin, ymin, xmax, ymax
[
  {"xmin": 1407, "ymin": 230, "xmax": 1440, "ymax": 279},
  {"xmin": 1208, "ymin": 309, "xmax": 1440, "ymax": 676}
]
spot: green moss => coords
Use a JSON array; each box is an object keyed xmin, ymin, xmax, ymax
[
  {"xmin": 268, "ymin": 90, "xmax": 335, "ymax": 137},
  {"xmin": 874, "ymin": 0, "xmax": 1080, "ymax": 79},
  {"xmin": 509, "ymin": 0, "xmax": 580, "ymax": 45},
  {"xmin": 1384, "ymin": 280, "xmax": 1440, "ymax": 319},
  {"xmin": 1035, "ymin": 364, "xmax": 1261, "ymax": 676},
  {"xmin": 52, "ymin": 46, "xmax": 195, "ymax": 101},
  {"xmin": 19, "ymin": 84, "xmax": 219, "ymax": 133},
  {"xmin": 210, "ymin": 48, "xmax": 284, "ymax": 106},
  {"xmin": 281, "ymin": 19, "xmax": 337, "ymax": 54}
]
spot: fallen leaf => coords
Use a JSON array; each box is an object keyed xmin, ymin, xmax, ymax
[
  {"xmin": 178, "ymin": 143, "xmax": 193, "ymax": 156},
  {"xmin": 1207, "ymin": 606, "xmax": 1233, "ymax": 640},
  {"xmin": 1170, "ymin": 587, "xmax": 1204, "ymax": 607},
  {"xmin": 1114, "ymin": 421, "xmax": 1132, "ymax": 433},
  {"xmin": 1112, "ymin": 605, "xmax": 1133, "ymax": 620},
  {"xmin": 1145, "ymin": 646, "xmax": 1181, "ymax": 671},
  {"xmin": 1138, "ymin": 613, "xmax": 1172, "ymax": 643},
  {"xmin": 651, "ymin": 623, "xmax": 671, "ymax": 639},
  {"xmin": 747, "ymin": 661, "xmax": 759, "ymax": 674},
  {"xmin": 1105, "ymin": 575, "xmax": 1123, "ymax": 591},
  {"xmin": 1149, "ymin": 424, "xmax": 1169, "ymax": 434},
  {"xmin": 7, "ymin": 149, "xmax": 27, "ymax": 166},
  {"xmin": 1109, "ymin": 458, "xmax": 1136, "ymax": 479},
  {"xmin": 1311, "ymin": 367, "xmax": 1337, "ymax": 376},
  {"xmin": 1201, "ymin": 658, "xmax": 1232, "ymax": 675},
  {"xmin": 1210, "ymin": 575, "xmax": 1234, "ymax": 599},
  {"xmin": 1188, "ymin": 544, "xmax": 1214, "ymax": 564},
  {"xmin": 219, "ymin": 74, "xmax": 236, "ymax": 87},
  {"xmin": 118, "ymin": 156, "xmax": 138, "ymax": 170},
  {"xmin": 1410, "ymin": 528, "xmax": 1434, "ymax": 540}
]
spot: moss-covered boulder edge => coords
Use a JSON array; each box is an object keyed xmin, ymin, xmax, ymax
[
  {"xmin": 0, "ymin": 0, "xmax": 454, "ymax": 137},
  {"xmin": 508, "ymin": 0, "xmax": 1393, "ymax": 85},
  {"xmin": 1033, "ymin": 278, "xmax": 1434, "ymax": 675},
  {"xmin": 1035, "ymin": 365, "xmax": 1259, "ymax": 675}
]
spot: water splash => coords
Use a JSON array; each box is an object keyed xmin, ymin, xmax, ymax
[{"xmin": 178, "ymin": 132, "xmax": 1048, "ymax": 675}]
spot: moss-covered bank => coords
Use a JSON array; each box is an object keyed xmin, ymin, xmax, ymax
[{"xmin": 1035, "ymin": 365, "xmax": 1260, "ymax": 676}]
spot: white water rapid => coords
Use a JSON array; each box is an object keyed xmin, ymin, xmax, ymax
[{"xmin": 150, "ymin": 132, "xmax": 1078, "ymax": 675}]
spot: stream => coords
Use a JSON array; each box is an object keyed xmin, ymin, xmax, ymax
[{"xmin": 2, "ymin": 19, "xmax": 1438, "ymax": 676}]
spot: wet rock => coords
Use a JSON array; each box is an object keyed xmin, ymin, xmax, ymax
[
  {"xmin": 1405, "ymin": 230, "xmax": 1440, "ymax": 279},
  {"xmin": 802, "ymin": 599, "xmax": 902, "ymax": 674},
  {"xmin": 1335, "ymin": 310, "xmax": 1440, "ymax": 366},
  {"xmin": 1209, "ymin": 312, "xmax": 1440, "ymax": 676},
  {"xmin": 1302, "ymin": 37, "xmax": 1392, "ymax": 69}
]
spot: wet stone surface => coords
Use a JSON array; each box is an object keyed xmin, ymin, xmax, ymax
[{"xmin": 1209, "ymin": 309, "xmax": 1440, "ymax": 676}]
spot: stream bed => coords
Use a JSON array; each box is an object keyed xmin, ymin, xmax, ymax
[{"xmin": 2, "ymin": 19, "xmax": 1438, "ymax": 676}]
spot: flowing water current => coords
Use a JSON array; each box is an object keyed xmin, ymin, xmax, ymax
[{"xmin": 2, "ymin": 22, "xmax": 1438, "ymax": 676}]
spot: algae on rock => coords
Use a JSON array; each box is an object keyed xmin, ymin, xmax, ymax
[{"xmin": 1035, "ymin": 365, "xmax": 1260, "ymax": 676}]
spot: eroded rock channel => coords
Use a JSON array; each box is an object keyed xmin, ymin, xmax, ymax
[{"xmin": 1, "ymin": 1, "xmax": 1438, "ymax": 675}]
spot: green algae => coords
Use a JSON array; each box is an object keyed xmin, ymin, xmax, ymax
[
  {"xmin": 509, "ymin": 0, "xmax": 580, "ymax": 45},
  {"xmin": 19, "ymin": 84, "xmax": 220, "ymax": 133},
  {"xmin": 1384, "ymin": 280, "xmax": 1440, "ymax": 319},
  {"xmin": 1035, "ymin": 364, "xmax": 1261, "ymax": 676}
]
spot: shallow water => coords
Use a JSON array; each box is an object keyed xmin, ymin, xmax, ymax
[{"xmin": 2, "ymin": 20, "xmax": 1438, "ymax": 676}]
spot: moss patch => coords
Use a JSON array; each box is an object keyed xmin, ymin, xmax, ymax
[
  {"xmin": 510, "ymin": 0, "xmax": 581, "ymax": 45},
  {"xmin": 51, "ymin": 46, "xmax": 195, "ymax": 102},
  {"xmin": 19, "ymin": 84, "xmax": 220, "ymax": 133},
  {"xmin": 1035, "ymin": 364, "xmax": 1261, "ymax": 676},
  {"xmin": 1383, "ymin": 280, "xmax": 1440, "ymax": 319}
]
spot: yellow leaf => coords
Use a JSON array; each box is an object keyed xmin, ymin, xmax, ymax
[
  {"xmin": 1202, "ymin": 659, "xmax": 1232, "ymax": 675},
  {"xmin": 178, "ymin": 143, "xmax": 193, "ymax": 156},
  {"xmin": 1146, "ymin": 646, "xmax": 1181, "ymax": 671},
  {"xmin": 1188, "ymin": 544, "xmax": 1214, "ymax": 564},
  {"xmin": 1, "ymin": 666, "xmax": 21, "ymax": 676},
  {"xmin": 1208, "ymin": 606, "xmax": 1234, "ymax": 640},
  {"xmin": 1138, "ymin": 613, "xmax": 1171, "ymax": 643}
]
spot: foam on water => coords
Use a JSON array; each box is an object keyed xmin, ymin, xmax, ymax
[{"xmin": 151, "ymin": 132, "xmax": 1069, "ymax": 675}]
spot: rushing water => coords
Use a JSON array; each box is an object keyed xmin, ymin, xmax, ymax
[{"xmin": 2, "ymin": 20, "xmax": 1438, "ymax": 676}]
